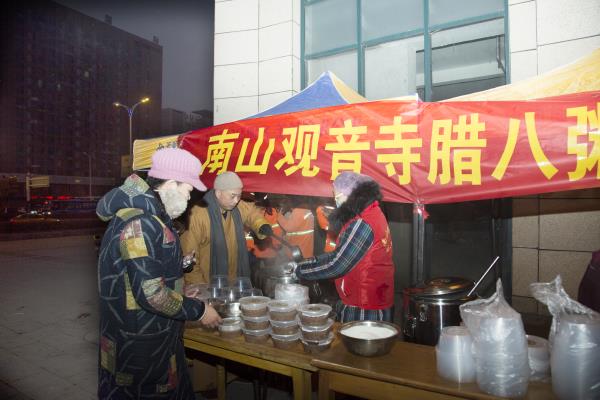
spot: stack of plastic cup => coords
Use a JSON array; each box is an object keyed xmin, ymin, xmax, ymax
[
  {"xmin": 473, "ymin": 317, "xmax": 530, "ymax": 398},
  {"xmin": 435, "ymin": 326, "xmax": 476, "ymax": 383},
  {"xmin": 551, "ymin": 313, "xmax": 600, "ymax": 400}
]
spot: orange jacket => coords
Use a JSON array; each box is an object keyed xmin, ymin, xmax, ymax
[
  {"xmin": 316, "ymin": 205, "xmax": 337, "ymax": 253},
  {"xmin": 278, "ymin": 207, "xmax": 314, "ymax": 258}
]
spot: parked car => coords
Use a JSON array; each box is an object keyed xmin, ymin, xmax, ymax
[{"xmin": 9, "ymin": 212, "xmax": 61, "ymax": 229}]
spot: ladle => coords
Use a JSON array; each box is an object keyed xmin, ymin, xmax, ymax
[
  {"xmin": 467, "ymin": 256, "xmax": 500, "ymax": 297},
  {"xmin": 269, "ymin": 232, "xmax": 304, "ymax": 262}
]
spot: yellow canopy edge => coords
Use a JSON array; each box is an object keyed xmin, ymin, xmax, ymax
[{"xmin": 132, "ymin": 134, "xmax": 180, "ymax": 170}]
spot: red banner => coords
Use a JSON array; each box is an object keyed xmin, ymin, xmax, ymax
[{"xmin": 181, "ymin": 91, "xmax": 600, "ymax": 204}]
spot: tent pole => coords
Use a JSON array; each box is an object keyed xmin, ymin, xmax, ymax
[{"xmin": 411, "ymin": 203, "xmax": 425, "ymax": 285}]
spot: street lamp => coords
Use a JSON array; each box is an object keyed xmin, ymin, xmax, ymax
[
  {"xmin": 113, "ymin": 97, "xmax": 150, "ymax": 166},
  {"xmin": 82, "ymin": 152, "xmax": 92, "ymax": 199}
]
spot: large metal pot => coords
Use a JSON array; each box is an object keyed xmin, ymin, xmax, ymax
[{"xmin": 402, "ymin": 277, "xmax": 475, "ymax": 346}]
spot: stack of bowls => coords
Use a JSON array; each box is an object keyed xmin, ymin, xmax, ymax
[
  {"xmin": 298, "ymin": 304, "xmax": 334, "ymax": 353},
  {"xmin": 239, "ymin": 296, "xmax": 271, "ymax": 344},
  {"xmin": 268, "ymin": 299, "xmax": 301, "ymax": 350}
]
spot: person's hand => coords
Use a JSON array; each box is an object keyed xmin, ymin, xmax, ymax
[
  {"xmin": 200, "ymin": 304, "xmax": 222, "ymax": 328},
  {"xmin": 258, "ymin": 224, "xmax": 274, "ymax": 237},
  {"xmin": 283, "ymin": 261, "xmax": 298, "ymax": 276},
  {"xmin": 182, "ymin": 250, "xmax": 196, "ymax": 273},
  {"xmin": 184, "ymin": 284, "xmax": 200, "ymax": 298}
]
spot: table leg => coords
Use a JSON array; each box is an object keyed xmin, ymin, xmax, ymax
[
  {"xmin": 216, "ymin": 361, "xmax": 226, "ymax": 400},
  {"xmin": 318, "ymin": 370, "xmax": 334, "ymax": 400},
  {"xmin": 291, "ymin": 368, "xmax": 312, "ymax": 400}
]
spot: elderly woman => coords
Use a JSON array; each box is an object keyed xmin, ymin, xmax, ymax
[{"xmin": 291, "ymin": 172, "xmax": 395, "ymax": 322}]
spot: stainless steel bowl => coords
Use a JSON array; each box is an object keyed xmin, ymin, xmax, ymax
[
  {"xmin": 223, "ymin": 301, "xmax": 241, "ymax": 317},
  {"xmin": 339, "ymin": 320, "xmax": 400, "ymax": 357}
]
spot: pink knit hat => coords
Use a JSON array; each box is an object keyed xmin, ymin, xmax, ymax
[{"xmin": 148, "ymin": 148, "xmax": 207, "ymax": 191}]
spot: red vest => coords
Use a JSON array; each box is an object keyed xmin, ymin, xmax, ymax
[{"xmin": 334, "ymin": 201, "xmax": 394, "ymax": 310}]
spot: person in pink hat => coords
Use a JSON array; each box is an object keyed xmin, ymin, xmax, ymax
[{"xmin": 96, "ymin": 148, "xmax": 220, "ymax": 400}]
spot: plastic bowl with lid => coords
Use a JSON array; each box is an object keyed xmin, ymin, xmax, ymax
[
  {"xmin": 270, "ymin": 319, "xmax": 299, "ymax": 335},
  {"xmin": 268, "ymin": 299, "xmax": 297, "ymax": 321},
  {"xmin": 271, "ymin": 331, "xmax": 301, "ymax": 350},
  {"xmin": 298, "ymin": 303, "xmax": 332, "ymax": 326},
  {"xmin": 218, "ymin": 317, "xmax": 243, "ymax": 338},
  {"xmin": 242, "ymin": 327, "xmax": 271, "ymax": 344},
  {"xmin": 300, "ymin": 318, "xmax": 334, "ymax": 341},
  {"xmin": 339, "ymin": 320, "xmax": 399, "ymax": 357},
  {"xmin": 301, "ymin": 332, "xmax": 334, "ymax": 354},
  {"xmin": 242, "ymin": 314, "xmax": 270, "ymax": 330},
  {"xmin": 239, "ymin": 296, "xmax": 271, "ymax": 316}
]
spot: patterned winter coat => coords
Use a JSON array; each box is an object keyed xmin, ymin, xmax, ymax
[{"xmin": 96, "ymin": 174, "xmax": 205, "ymax": 399}]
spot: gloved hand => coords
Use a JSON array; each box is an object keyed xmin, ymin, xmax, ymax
[
  {"xmin": 258, "ymin": 224, "xmax": 274, "ymax": 237},
  {"xmin": 283, "ymin": 261, "xmax": 298, "ymax": 276},
  {"xmin": 182, "ymin": 250, "xmax": 196, "ymax": 273}
]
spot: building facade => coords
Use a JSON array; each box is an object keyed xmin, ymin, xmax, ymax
[
  {"xmin": 213, "ymin": 0, "xmax": 600, "ymax": 314},
  {"xmin": 0, "ymin": 0, "xmax": 162, "ymax": 198}
]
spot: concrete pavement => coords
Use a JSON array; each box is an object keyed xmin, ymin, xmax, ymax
[{"xmin": 0, "ymin": 235, "xmax": 98, "ymax": 400}]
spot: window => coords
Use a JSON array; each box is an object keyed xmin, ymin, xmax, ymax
[{"xmin": 302, "ymin": 0, "xmax": 507, "ymax": 101}]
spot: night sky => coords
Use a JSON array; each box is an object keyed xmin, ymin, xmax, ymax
[{"xmin": 57, "ymin": 0, "xmax": 215, "ymax": 113}]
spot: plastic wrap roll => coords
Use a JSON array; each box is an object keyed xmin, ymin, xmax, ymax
[
  {"xmin": 436, "ymin": 326, "xmax": 475, "ymax": 383},
  {"xmin": 551, "ymin": 314, "xmax": 600, "ymax": 400},
  {"xmin": 526, "ymin": 335, "xmax": 550, "ymax": 382},
  {"xmin": 274, "ymin": 283, "xmax": 309, "ymax": 307}
]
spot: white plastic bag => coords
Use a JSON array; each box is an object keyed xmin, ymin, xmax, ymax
[
  {"xmin": 531, "ymin": 275, "xmax": 600, "ymax": 400},
  {"xmin": 460, "ymin": 279, "xmax": 530, "ymax": 398},
  {"xmin": 530, "ymin": 275, "xmax": 597, "ymax": 346}
]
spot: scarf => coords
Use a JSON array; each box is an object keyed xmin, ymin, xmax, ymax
[{"xmin": 204, "ymin": 190, "xmax": 250, "ymax": 278}]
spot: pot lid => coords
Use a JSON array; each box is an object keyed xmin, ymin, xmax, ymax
[{"xmin": 420, "ymin": 277, "xmax": 474, "ymax": 296}]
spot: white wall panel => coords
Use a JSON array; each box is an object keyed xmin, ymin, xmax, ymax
[
  {"xmin": 215, "ymin": 30, "xmax": 259, "ymax": 65},
  {"xmin": 215, "ymin": 0, "xmax": 258, "ymax": 33},
  {"xmin": 292, "ymin": 56, "xmax": 300, "ymax": 92},
  {"xmin": 509, "ymin": 1, "xmax": 537, "ymax": 52},
  {"xmin": 537, "ymin": 35, "xmax": 600, "ymax": 73},
  {"xmin": 537, "ymin": 0, "xmax": 600, "ymax": 45},
  {"xmin": 259, "ymin": 57, "xmax": 293, "ymax": 94},
  {"xmin": 293, "ymin": 0, "xmax": 301, "ymax": 24},
  {"xmin": 259, "ymin": 22, "xmax": 293, "ymax": 61},
  {"xmin": 292, "ymin": 21, "xmax": 301, "ymax": 59},
  {"xmin": 510, "ymin": 49, "xmax": 537, "ymax": 82},
  {"xmin": 260, "ymin": 0, "xmax": 292, "ymax": 27},
  {"xmin": 214, "ymin": 63, "xmax": 259, "ymax": 98},
  {"xmin": 214, "ymin": 96, "xmax": 258, "ymax": 125}
]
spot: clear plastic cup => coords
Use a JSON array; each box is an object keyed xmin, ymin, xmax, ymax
[
  {"xmin": 210, "ymin": 274, "xmax": 229, "ymax": 288},
  {"xmin": 241, "ymin": 288, "xmax": 263, "ymax": 297},
  {"xmin": 232, "ymin": 277, "xmax": 253, "ymax": 291}
]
